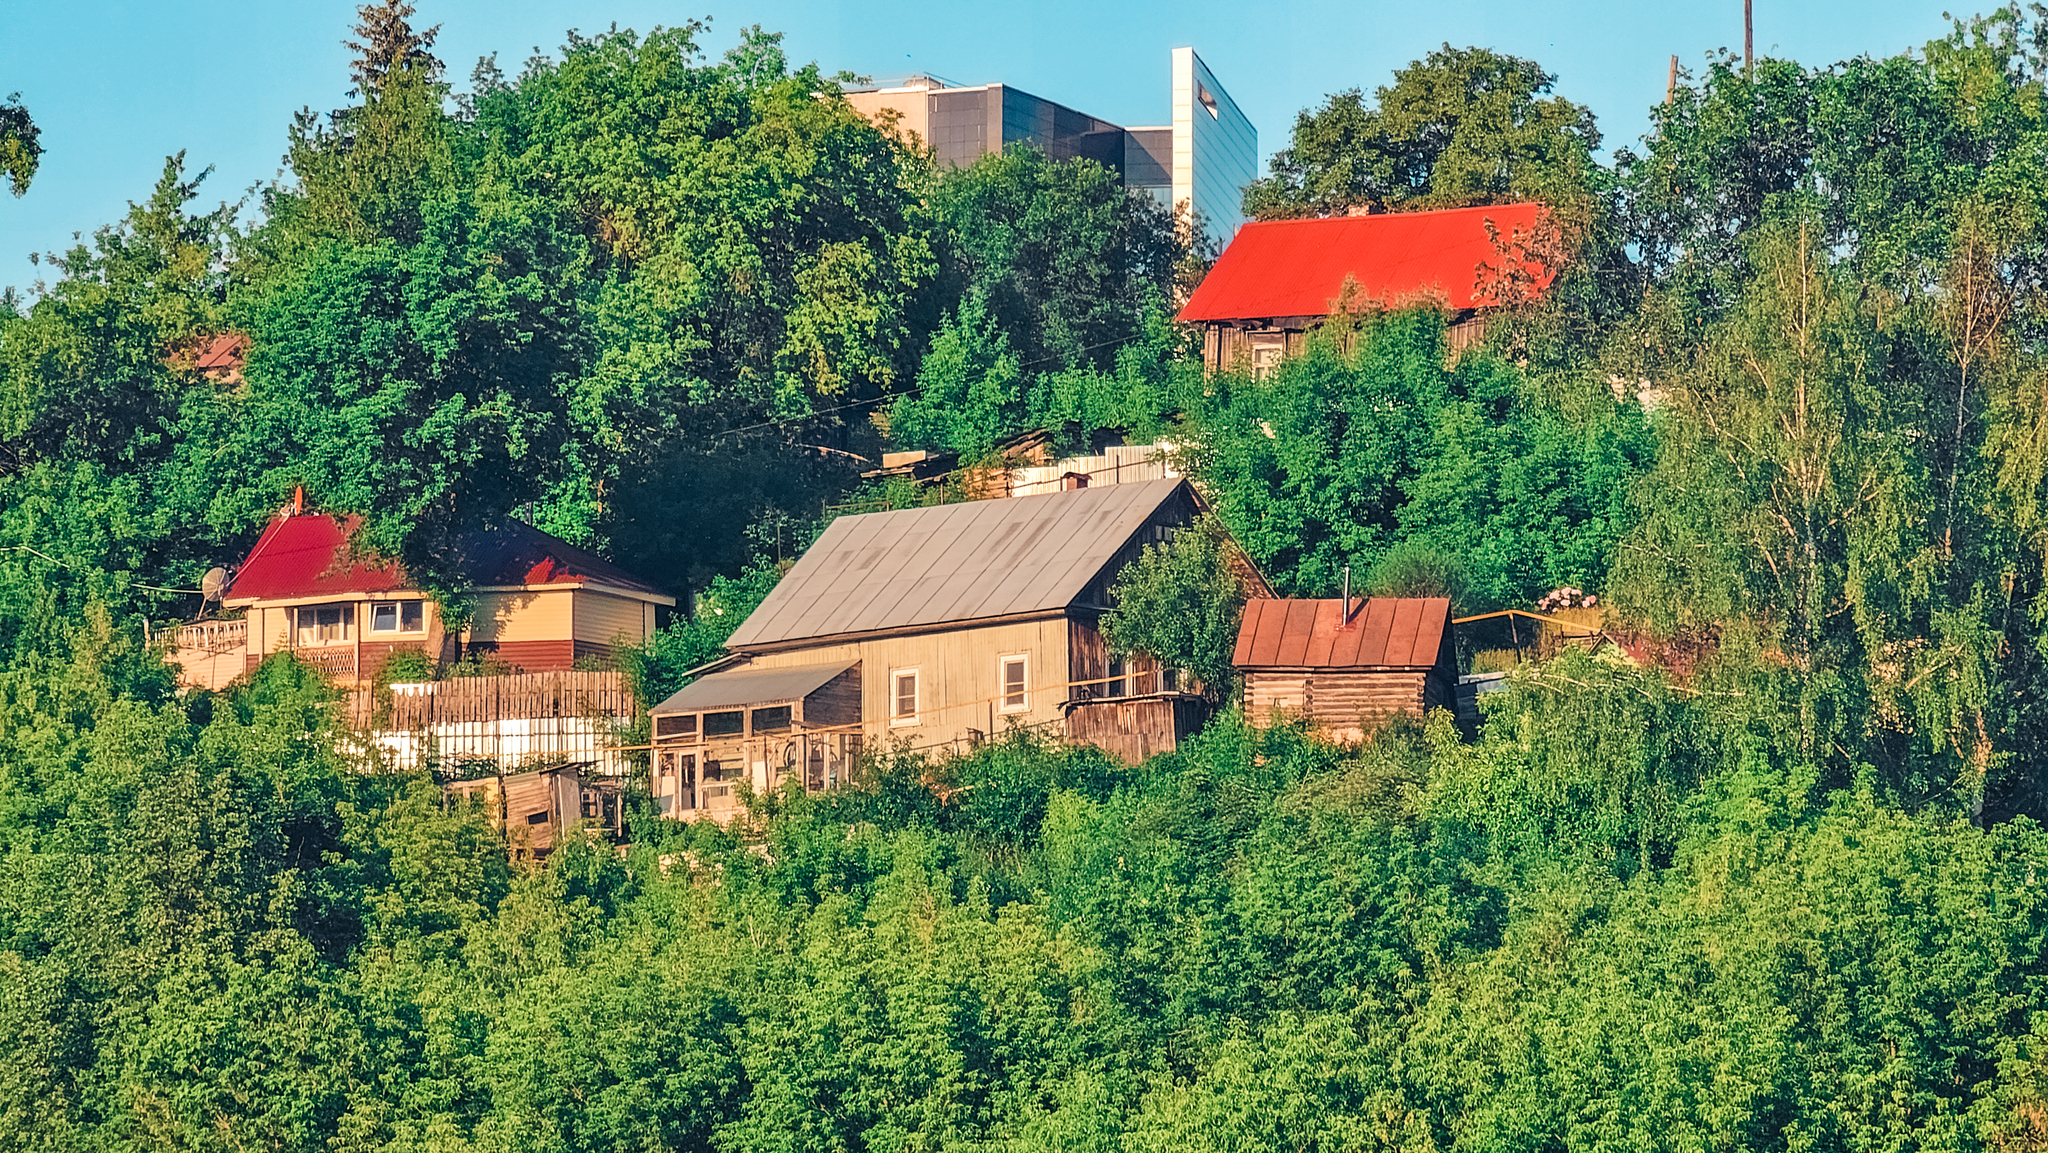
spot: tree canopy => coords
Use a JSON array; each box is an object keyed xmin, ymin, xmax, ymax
[{"xmin": 8, "ymin": 6, "xmax": 2048, "ymax": 1149}]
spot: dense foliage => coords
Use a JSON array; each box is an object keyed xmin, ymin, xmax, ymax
[{"xmin": 12, "ymin": 2, "xmax": 2048, "ymax": 1148}]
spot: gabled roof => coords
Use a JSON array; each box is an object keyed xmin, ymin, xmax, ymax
[
  {"xmin": 225, "ymin": 513, "xmax": 671, "ymax": 605},
  {"xmin": 726, "ymin": 478, "xmax": 1194, "ymax": 650},
  {"xmin": 650, "ymin": 660, "xmax": 859, "ymax": 715},
  {"xmin": 1233, "ymin": 597, "xmax": 1452, "ymax": 670},
  {"xmin": 1178, "ymin": 203, "xmax": 1550, "ymax": 323}
]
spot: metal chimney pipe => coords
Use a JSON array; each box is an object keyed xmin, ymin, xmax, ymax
[{"xmin": 1341, "ymin": 566, "xmax": 1351, "ymax": 623}]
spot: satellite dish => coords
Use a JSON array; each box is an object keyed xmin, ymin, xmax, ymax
[{"xmin": 200, "ymin": 567, "xmax": 228, "ymax": 601}]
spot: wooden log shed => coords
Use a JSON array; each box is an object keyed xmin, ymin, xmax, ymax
[{"xmin": 1233, "ymin": 596, "xmax": 1458, "ymax": 741}]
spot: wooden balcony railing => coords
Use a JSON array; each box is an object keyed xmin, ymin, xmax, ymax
[{"xmin": 173, "ymin": 619, "xmax": 247, "ymax": 653}]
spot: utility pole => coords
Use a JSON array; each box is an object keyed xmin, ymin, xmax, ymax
[
  {"xmin": 1744, "ymin": 0, "xmax": 1754, "ymax": 75},
  {"xmin": 1666, "ymin": 54, "xmax": 1679, "ymax": 104}
]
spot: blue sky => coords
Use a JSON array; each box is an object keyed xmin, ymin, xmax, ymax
[{"xmin": 1, "ymin": 0, "xmax": 1959, "ymax": 295}]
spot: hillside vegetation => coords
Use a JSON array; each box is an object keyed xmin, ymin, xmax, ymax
[{"xmin": 8, "ymin": 3, "xmax": 2048, "ymax": 1149}]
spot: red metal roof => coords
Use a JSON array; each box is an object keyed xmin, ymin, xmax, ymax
[
  {"xmin": 225, "ymin": 513, "xmax": 667, "ymax": 604},
  {"xmin": 194, "ymin": 333, "xmax": 248, "ymax": 373},
  {"xmin": 1178, "ymin": 203, "xmax": 1551, "ymax": 323},
  {"xmin": 1232, "ymin": 597, "xmax": 1452, "ymax": 670},
  {"xmin": 225, "ymin": 514, "xmax": 407, "ymax": 602}
]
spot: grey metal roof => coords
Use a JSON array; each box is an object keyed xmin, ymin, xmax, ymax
[
  {"xmin": 726, "ymin": 478, "xmax": 1191, "ymax": 649},
  {"xmin": 649, "ymin": 660, "xmax": 858, "ymax": 714}
]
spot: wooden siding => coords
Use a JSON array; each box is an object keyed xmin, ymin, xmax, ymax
[
  {"xmin": 469, "ymin": 590, "xmax": 572, "ymax": 643},
  {"xmin": 1065, "ymin": 695, "xmax": 1210, "ymax": 765},
  {"xmin": 351, "ymin": 670, "xmax": 634, "ymax": 731},
  {"xmin": 574, "ymin": 589, "xmax": 653, "ymax": 646},
  {"xmin": 464, "ymin": 639, "xmax": 577, "ymax": 672},
  {"xmin": 744, "ymin": 616, "xmax": 1073, "ymax": 749},
  {"xmin": 801, "ymin": 666, "xmax": 863, "ymax": 728},
  {"xmin": 1245, "ymin": 667, "xmax": 1456, "ymax": 740},
  {"xmin": 445, "ymin": 764, "xmax": 622, "ymax": 857},
  {"xmin": 1201, "ymin": 311, "xmax": 1489, "ymax": 374}
]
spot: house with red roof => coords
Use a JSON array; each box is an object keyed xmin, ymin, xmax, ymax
[
  {"xmin": 1177, "ymin": 203, "xmax": 1553, "ymax": 375},
  {"xmin": 1232, "ymin": 596, "xmax": 1458, "ymax": 741},
  {"xmin": 171, "ymin": 496, "xmax": 674, "ymax": 690}
]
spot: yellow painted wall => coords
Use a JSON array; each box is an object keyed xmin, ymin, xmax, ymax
[
  {"xmin": 574, "ymin": 590, "xmax": 655, "ymax": 646},
  {"xmin": 469, "ymin": 590, "xmax": 573, "ymax": 643},
  {"xmin": 745, "ymin": 617, "xmax": 1072, "ymax": 748}
]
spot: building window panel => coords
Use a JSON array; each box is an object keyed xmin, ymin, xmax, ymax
[
  {"xmin": 891, "ymin": 669, "xmax": 920, "ymax": 725},
  {"xmin": 369, "ymin": 600, "xmax": 427, "ymax": 634},
  {"xmin": 1000, "ymin": 655, "xmax": 1028, "ymax": 712},
  {"xmin": 295, "ymin": 603, "xmax": 352, "ymax": 645}
]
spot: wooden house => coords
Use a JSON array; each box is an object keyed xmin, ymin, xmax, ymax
[
  {"xmin": 444, "ymin": 762, "xmax": 623, "ymax": 857},
  {"xmin": 1233, "ymin": 597, "xmax": 1457, "ymax": 741},
  {"xmin": 170, "ymin": 500, "xmax": 674, "ymax": 690},
  {"xmin": 649, "ymin": 478, "xmax": 1269, "ymax": 816},
  {"xmin": 1176, "ymin": 203, "xmax": 1552, "ymax": 374}
]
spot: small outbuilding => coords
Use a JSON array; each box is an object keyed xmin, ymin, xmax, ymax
[{"xmin": 1232, "ymin": 596, "xmax": 1457, "ymax": 740}]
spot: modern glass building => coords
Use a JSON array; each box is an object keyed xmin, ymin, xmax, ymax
[{"xmin": 844, "ymin": 48, "xmax": 1255, "ymax": 248}]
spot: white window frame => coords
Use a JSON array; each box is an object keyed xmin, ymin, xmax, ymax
[
  {"xmin": 294, "ymin": 603, "xmax": 352, "ymax": 646},
  {"xmin": 998, "ymin": 653, "xmax": 1029, "ymax": 713},
  {"xmin": 370, "ymin": 599, "xmax": 426, "ymax": 634},
  {"xmin": 890, "ymin": 668, "xmax": 921, "ymax": 726}
]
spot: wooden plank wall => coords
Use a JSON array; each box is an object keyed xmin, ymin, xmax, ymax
[
  {"xmin": 1247, "ymin": 669, "xmax": 1453, "ymax": 734},
  {"xmin": 348, "ymin": 670, "xmax": 635, "ymax": 730},
  {"xmin": 801, "ymin": 667, "xmax": 862, "ymax": 728},
  {"xmin": 1065, "ymin": 696, "xmax": 1211, "ymax": 765}
]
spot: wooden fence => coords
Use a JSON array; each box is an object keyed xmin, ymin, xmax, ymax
[{"xmin": 347, "ymin": 671, "xmax": 639, "ymax": 775}]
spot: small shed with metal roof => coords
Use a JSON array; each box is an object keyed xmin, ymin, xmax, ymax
[{"xmin": 1232, "ymin": 596, "xmax": 1457, "ymax": 740}]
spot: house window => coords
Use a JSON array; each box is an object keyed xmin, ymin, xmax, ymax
[
  {"xmin": 704, "ymin": 711, "xmax": 744, "ymax": 738},
  {"xmin": 370, "ymin": 600, "xmax": 425, "ymax": 634},
  {"xmin": 999, "ymin": 655, "xmax": 1028, "ymax": 712},
  {"xmin": 891, "ymin": 669, "xmax": 920, "ymax": 725},
  {"xmin": 294, "ymin": 603, "xmax": 351, "ymax": 645},
  {"xmin": 654, "ymin": 714, "xmax": 697, "ymax": 739},
  {"xmin": 751, "ymin": 705, "xmax": 792, "ymax": 733},
  {"xmin": 1107, "ymin": 656, "xmax": 1127, "ymax": 698},
  {"xmin": 1249, "ymin": 333, "xmax": 1285, "ymax": 378}
]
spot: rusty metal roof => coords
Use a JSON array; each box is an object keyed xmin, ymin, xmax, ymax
[
  {"xmin": 650, "ymin": 660, "xmax": 858, "ymax": 714},
  {"xmin": 726, "ymin": 478, "xmax": 1192, "ymax": 649},
  {"xmin": 1232, "ymin": 597, "xmax": 1452, "ymax": 669}
]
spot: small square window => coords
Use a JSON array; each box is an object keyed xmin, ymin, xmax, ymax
[
  {"xmin": 892, "ymin": 670, "xmax": 920, "ymax": 725},
  {"xmin": 1000, "ymin": 655, "xmax": 1028, "ymax": 712}
]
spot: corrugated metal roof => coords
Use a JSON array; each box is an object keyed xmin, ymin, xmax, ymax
[
  {"xmin": 1232, "ymin": 597, "xmax": 1451, "ymax": 669},
  {"xmin": 227, "ymin": 513, "xmax": 670, "ymax": 603},
  {"xmin": 1177, "ymin": 204, "xmax": 1550, "ymax": 323},
  {"xmin": 649, "ymin": 660, "xmax": 858, "ymax": 714},
  {"xmin": 727, "ymin": 478, "xmax": 1192, "ymax": 649}
]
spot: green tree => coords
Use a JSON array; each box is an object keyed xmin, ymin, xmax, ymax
[
  {"xmin": 1244, "ymin": 45, "xmax": 1600, "ymax": 220},
  {"xmin": 1101, "ymin": 516, "xmax": 1250, "ymax": 699},
  {"xmin": 0, "ymin": 93, "xmax": 39, "ymax": 196}
]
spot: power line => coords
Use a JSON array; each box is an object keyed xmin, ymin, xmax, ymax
[{"xmin": 0, "ymin": 546, "xmax": 204, "ymax": 594}]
